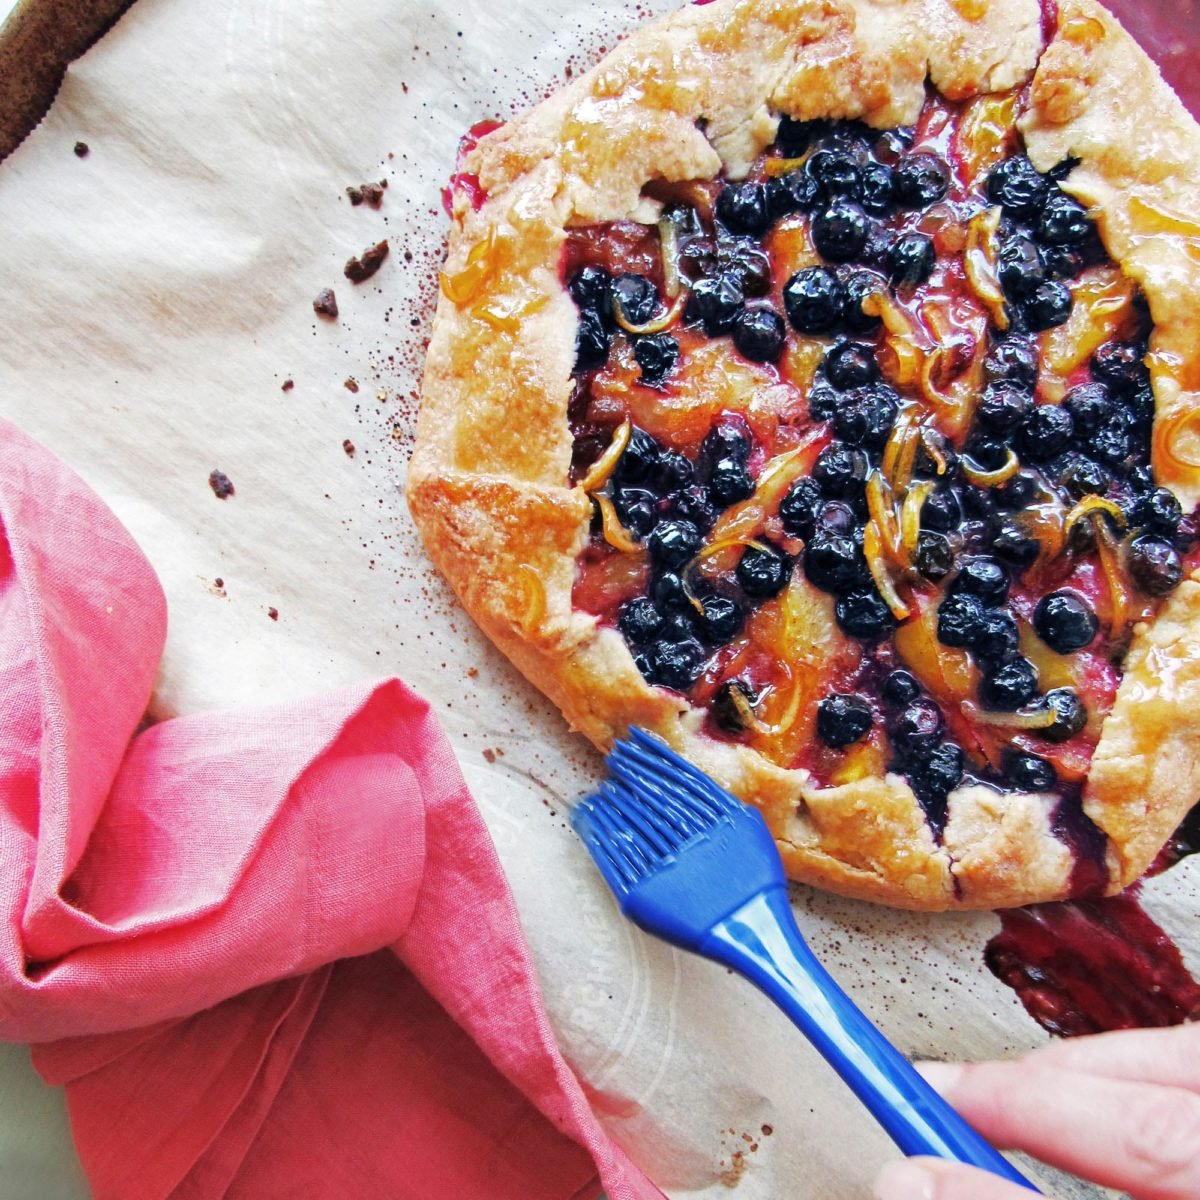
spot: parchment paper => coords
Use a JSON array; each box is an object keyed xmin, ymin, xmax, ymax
[{"xmin": 0, "ymin": 1, "xmax": 1196, "ymax": 1196}]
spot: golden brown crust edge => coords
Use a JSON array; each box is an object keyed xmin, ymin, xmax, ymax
[{"xmin": 409, "ymin": 0, "xmax": 1200, "ymax": 909}]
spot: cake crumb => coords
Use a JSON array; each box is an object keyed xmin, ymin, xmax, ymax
[
  {"xmin": 344, "ymin": 377, "xmax": 359, "ymax": 393},
  {"xmin": 342, "ymin": 438, "xmax": 356, "ymax": 457},
  {"xmin": 346, "ymin": 181, "xmax": 386, "ymax": 207},
  {"xmin": 281, "ymin": 379, "xmax": 294, "ymax": 392},
  {"xmin": 344, "ymin": 239, "xmax": 389, "ymax": 283},
  {"xmin": 267, "ymin": 607, "xmax": 279, "ymax": 621},
  {"xmin": 483, "ymin": 748, "xmax": 497, "ymax": 764},
  {"xmin": 313, "ymin": 288, "xmax": 339, "ymax": 318},
  {"xmin": 208, "ymin": 470, "xmax": 235, "ymax": 500},
  {"xmin": 760, "ymin": 1125, "xmax": 773, "ymax": 1137},
  {"xmin": 73, "ymin": 141, "xmax": 89, "ymax": 158},
  {"xmin": 467, "ymin": 666, "xmax": 479, "ymax": 678}
]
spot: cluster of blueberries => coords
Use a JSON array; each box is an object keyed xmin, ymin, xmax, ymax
[{"xmin": 567, "ymin": 114, "xmax": 1191, "ymax": 807}]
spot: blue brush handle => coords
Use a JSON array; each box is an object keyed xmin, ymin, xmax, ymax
[{"xmin": 700, "ymin": 887, "xmax": 1040, "ymax": 1191}]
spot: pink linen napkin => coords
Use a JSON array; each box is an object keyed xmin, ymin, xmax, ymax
[{"xmin": 0, "ymin": 416, "xmax": 663, "ymax": 1200}]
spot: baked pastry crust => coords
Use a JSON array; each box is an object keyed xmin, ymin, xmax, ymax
[{"xmin": 409, "ymin": 0, "xmax": 1200, "ymax": 910}]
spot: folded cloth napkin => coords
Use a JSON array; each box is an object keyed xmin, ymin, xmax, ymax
[{"xmin": 0, "ymin": 417, "xmax": 663, "ymax": 1200}]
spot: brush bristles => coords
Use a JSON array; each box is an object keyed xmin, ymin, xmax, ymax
[{"xmin": 571, "ymin": 730, "xmax": 744, "ymax": 895}]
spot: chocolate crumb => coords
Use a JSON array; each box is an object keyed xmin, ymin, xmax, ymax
[
  {"xmin": 344, "ymin": 377, "xmax": 359, "ymax": 393},
  {"xmin": 483, "ymin": 748, "xmax": 496, "ymax": 764},
  {"xmin": 281, "ymin": 379, "xmax": 294, "ymax": 392},
  {"xmin": 208, "ymin": 470, "xmax": 235, "ymax": 499},
  {"xmin": 342, "ymin": 438, "xmax": 356, "ymax": 457},
  {"xmin": 73, "ymin": 141, "xmax": 89, "ymax": 158},
  {"xmin": 347, "ymin": 181, "xmax": 385, "ymax": 208},
  {"xmin": 760, "ymin": 1125, "xmax": 773, "ymax": 1137},
  {"xmin": 344, "ymin": 239, "xmax": 389, "ymax": 283},
  {"xmin": 467, "ymin": 666, "xmax": 479, "ymax": 678},
  {"xmin": 346, "ymin": 185, "xmax": 364, "ymax": 205},
  {"xmin": 267, "ymin": 607, "xmax": 279, "ymax": 621},
  {"xmin": 313, "ymin": 288, "xmax": 339, "ymax": 318}
]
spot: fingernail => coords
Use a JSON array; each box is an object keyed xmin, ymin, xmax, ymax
[
  {"xmin": 874, "ymin": 1159, "xmax": 936, "ymax": 1200},
  {"xmin": 915, "ymin": 1059, "xmax": 966, "ymax": 1095}
]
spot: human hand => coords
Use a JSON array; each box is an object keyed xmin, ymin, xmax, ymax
[{"xmin": 873, "ymin": 1021, "xmax": 1200, "ymax": 1199}]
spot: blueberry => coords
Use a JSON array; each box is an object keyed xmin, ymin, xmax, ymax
[
  {"xmin": 920, "ymin": 489, "xmax": 961, "ymax": 532},
  {"xmin": 1063, "ymin": 382, "xmax": 1112, "ymax": 434},
  {"xmin": 709, "ymin": 459, "xmax": 756, "ymax": 507},
  {"xmin": 615, "ymin": 427, "xmax": 661, "ymax": 485},
  {"xmin": 711, "ymin": 679, "xmax": 756, "ymax": 733},
  {"xmin": 974, "ymin": 609, "xmax": 1020, "ymax": 667},
  {"xmin": 804, "ymin": 530, "xmax": 866, "ymax": 593},
  {"xmin": 1129, "ymin": 536, "xmax": 1184, "ymax": 596},
  {"xmin": 1019, "ymin": 404, "xmax": 1074, "ymax": 462},
  {"xmin": 964, "ymin": 435, "xmax": 1011, "ymax": 472},
  {"xmin": 1037, "ymin": 192, "xmax": 1090, "ymax": 246},
  {"xmin": 824, "ymin": 342, "xmax": 879, "ymax": 390},
  {"xmin": 841, "ymin": 270, "xmax": 885, "ymax": 333},
  {"xmin": 687, "ymin": 274, "xmax": 745, "ymax": 336},
  {"xmin": 732, "ymin": 305, "xmax": 786, "ymax": 363},
  {"xmin": 835, "ymin": 587, "xmax": 896, "ymax": 639},
  {"xmin": 937, "ymin": 592, "xmax": 988, "ymax": 648},
  {"xmin": 980, "ymin": 656, "xmax": 1039, "ymax": 711},
  {"xmin": 995, "ymin": 471, "xmax": 1039, "ymax": 511},
  {"xmin": 618, "ymin": 596, "xmax": 663, "ymax": 645},
  {"xmin": 1004, "ymin": 750, "xmax": 1057, "ymax": 791},
  {"xmin": 1041, "ymin": 244, "xmax": 1085, "ymax": 281},
  {"xmin": 700, "ymin": 422, "xmax": 752, "ymax": 470},
  {"xmin": 611, "ymin": 274, "xmax": 659, "ymax": 326},
  {"xmin": 776, "ymin": 116, "xmax": 825, "ymax": 157},
  {"xmin": 817, "ymin": 693, "xmax": 874, "ymax": 748},
  {"xmin": 696, "ymin": 594, "xmax": 745, "ymax": 643},
  {"xmin": 977, "ymin": 383, "xmax": 1032, "ymax": 434},
  {"xmin": 809, "ymin": 148, "xmax": 863, "ymax": 200},
  {"xmin": 891, "ymin": 698, "xmax": 944, "ymax": 761},
  {"xmin": 719, "ymin": 238, "xmax": 773, "ymax": 297},
  {"xmin": 1040, "ymin": 687, "xmax": 1088, "ymax": 743},
  {"xmin": 766, "ymin": 171, "xmax": 819, "ymax": 220},
  {"xmin": 812, "ymin": 199, "xmax": 870, "ymax": 262},
  {"xmin": 1092, "ymin": 420, "xmax": 1132, "ymax": 466},
  {"xmin": 1024, "ymin": 281, "xmax": 1073, "ymax": 330},
  {"xmin": 894, "ymin": 153, "xmax": 950, "ymax": 207},
  {"xmin": 633, "ymin": 334, "xmax": 679, "ymax": 388},
  {"xmin": 983, "ymin": 336, "xmax": 1039, "ymax": 388},
  {"xmin": 1092, "ymin": 341, "xmax": 1149, "ymax": 394},
  {"xmin": 912, "ymin": 742, "xmax": 964, "ymax": 799},
  {"xmin": 1033, "ymin": 590, "xmax": 1098, "ymax": 653},
  {"xmin": 647, "ymin": 519, "xmax": 703, "ymax": 570},
  {"xmin": 818, "ymin": 499, "xmax": 857, "ymax": 534},
  {"xmin": 779, "ymin": 477, "xmax": 824, "ymax": 539},
  {"xmin": 651, "ymin": 571, "xmax": 690, "ymax": 614},
  {"xmin": 860, "ymin": 163, "xmax": 895, "ymax": 215},
  {"xmin": 1131, "ymin": 487, "xmax": 1183, "ymax": 537},
  {"xmin": 1128, "ymin": 463, "xmax": 1157, "ymax": 493},
  {"xmin": 888, "ymin": 233, "xmax": 936, "ymax": 287},
  {"xmin": 951, "ymin": 557, "xmax": 1010, "ymax": 606},
  {"xmin": 737, "ymin": 544, "xmax": 792, "ymax": 598},
  {"xmin": 656, "ymin": 450, "xmax": 694, "ymax": 491},
  {"xmin": 716, "ymin": 182, "xmax": 770, "ymax": 237},
  {"xmin": 996, "ymin": 235, "xmax": 1046, "ymax": 302},
  {"xmin": 569, "ymin": 266, "xmax": 613, "ymax": 317},
  {"xmin": 613, "ymin": 486, "xmax": 658, "ymax": 537},
  {"xmin": 645, "ymin": 636, "xmax": 706, "ymax": 691},
  {"xmin": 812, "ymin": 442, "xmax": 869, "ymax": 498},
  {"xmin": 783, "ymin": 267, "xmax": 845, "ymax": 333},
  {"xmin": 914, "ymin": 531, "xmax": 955, "ymax": 580},
  {"xmin": 1057, "ymin": 455, "xmax": 1107, "ymax": 499},
  {"xmin": 991, "ymin": 520, "xmax": 1041, "ymax": 569},
  {"xmin": 960, "ymin": 486, "xmax": 996, "ymax": 520},
  {"xmin": 832, "ymin": 384, "xmax": 899, "ymax": 450},
  {"xmin": 575, "ymin": 307, "xmax": 611, "ymax": 372},
  {"xmin": 808, "ymin": 383, "xmax": 839, "ymax": 422},
  {"xmin": 882, "ymin": 669, "xmax": 921, "ymax": 708},
  {"xmin": 986, "ymin": 155, "xmax": 1049, "ymax": 217},
  {"xmin": 672, "ymin": 484, "xmax": 717, "ymax": 530}
]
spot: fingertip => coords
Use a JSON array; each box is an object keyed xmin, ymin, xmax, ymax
[
  {"xmin": 915, "ymin": 1059, "xmax": 967, "ymax": 1096},
  {"xmin": 874, "ymin": 1159, "xmax": 935, "ymax": 1200}
]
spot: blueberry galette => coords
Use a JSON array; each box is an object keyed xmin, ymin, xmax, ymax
[{"xmin": 409, "ymin": 0, "xmax": 1200, "ymax": 909}]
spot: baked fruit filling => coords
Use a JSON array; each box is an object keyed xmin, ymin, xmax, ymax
[{"xmin": 566, "ymin": 87, "xmax": 1196, "ymax": 843}]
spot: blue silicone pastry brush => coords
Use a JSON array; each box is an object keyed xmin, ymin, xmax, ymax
[{"xmin": 571, "ymin": 728, "xmax": 1040, "ymax": 1190}]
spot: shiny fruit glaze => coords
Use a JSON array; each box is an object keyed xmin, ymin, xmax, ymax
[{"xmin": 565, "ymin": 86, "xmax": 1193, "ymax": 871}]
